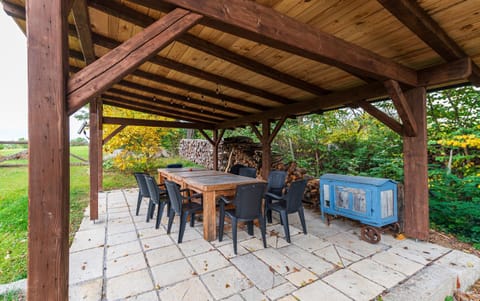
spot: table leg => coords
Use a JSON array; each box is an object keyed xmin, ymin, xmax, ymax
[{"xmin": 203, "ymin": 191, "xmax": 216, "ymax": 241}]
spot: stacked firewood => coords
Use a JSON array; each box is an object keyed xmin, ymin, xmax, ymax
[{"xmin": 179, "ymin": 138, "xmax": 320, "ymax": 207}]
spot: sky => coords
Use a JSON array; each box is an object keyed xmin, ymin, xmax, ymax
[{"xmin": 0, "ymin": 10, "xmax": 82, "ymax": 141}]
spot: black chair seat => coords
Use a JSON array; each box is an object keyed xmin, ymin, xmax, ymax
[
  {"xmin": 144, "ymin": 175, "xmax": 169, "ymax": 229},
  {"xmin": 218, "ymin": 182, "xmax": 267, "ymax": 254},
  {"xmin": 265, "ymin": 170, "xmax": 287, "ymax": 223},
  {"xmin": 265, "ymin": 179, "xmax": 307, "ymax": 243}
]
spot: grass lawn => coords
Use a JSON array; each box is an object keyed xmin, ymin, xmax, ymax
[{"xmin": 0, "ymin": 146, "xmax": 137, "ymax": 284}]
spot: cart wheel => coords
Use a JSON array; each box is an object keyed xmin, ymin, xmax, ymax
[
  {"xmin": 361, "ymin": 226, "xmax": 381, "ymax": 244},
  {"xmin": 388, "ymin": 222, "xmax": 401, "ymax": 234}
]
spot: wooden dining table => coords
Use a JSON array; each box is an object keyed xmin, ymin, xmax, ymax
[{"xmin": 158, "ymin": 168, "xmax": 264, "ymax": 241}]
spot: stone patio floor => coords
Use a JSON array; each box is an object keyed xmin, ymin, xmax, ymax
[{"xmin": 69, "ymin": 189, "xmax": 480, "ymax": 301}]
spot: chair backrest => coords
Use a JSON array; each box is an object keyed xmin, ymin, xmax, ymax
[
  {"xmin": 233, "ymin": 183, "xmax": 267, "ymax": 220},
  {"xmin": 134, "ymin": 172, "xmax": 150, "ymax": 197},
  {"xmin": 167, "ymin": 163, "xmax": 183, "ymax": 168},
  {"xmin": 285, "ymin": 179, "xmax": 307, "ymax": 213},
  {"xmin": 266, "ymin": 170, "xmax": 287, "ymax": 195},
  {"xmin": 239, "ymin": 167, "xmax": 256, "ymax": 178},
  {"xmin": 164, "ymin": 180, "xmax": 183, "ymax": 214},
  {"xmin": 144, "ymin": 174, "xmax": 162, "ymax": 204},
  {"xmin": 229, "ymin": 164, "xmax": 245, "ymax": 175}
]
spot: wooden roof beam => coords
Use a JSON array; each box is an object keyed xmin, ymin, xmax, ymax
[
  {"xmin": 105, "ymin": 89, "xmax": 228, "ymax": 121},
  {"xmin": 2, "ymin": 1, "xmax": 25, "ymax": 20},
  {"xmin": 103, "ymin": 125, "xmax": 126, "ymax": 145},
  {"xmin": 90, "ymin": 0, "xmax": 329, "ymax": 95},
  {"xmin": 67, "ymin": 8, "xmax": 203, "ymax": 115},
  {"xmin": 71, "ymin": 0, "xmax": 95, "ymax": 64},
  {"xmin": 377, "ymin": 0, "xmax": 480, "ymax": 86},
  {"xmin": 152, "ymin": 0, "xmax": 418, "ymax": 86},
  {"xmin": 216, "ymin": 82, "xmax": 388, "ymax": 129},
  {"xmin": 90, "ymin": 32, "xmax": 291, "ymax": 107},
  {"xmin": 103, "ymin": 116, "xmax": 213, "ymax": 129},
  {"xmin": 384, "ymin": 80, "xmax": 417, "ymax": 136},
  {"xmin": 102, "ymin": 95, "xmax": 219, "ymax": 124}
]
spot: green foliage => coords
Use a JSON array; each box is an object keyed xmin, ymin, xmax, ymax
[
  {"xmin": 70, "ymin": 137, "xmax": 88, "ymax": 146},
  {"xmin": 0, "ymin": 289, "xmax": 25, "ymax": 300}
]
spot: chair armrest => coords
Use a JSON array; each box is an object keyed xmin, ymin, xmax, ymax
[
  {"xmin": 265, "ymin": 192, "xmax": 284, "ymax": 201},
  {"xmin": 218, "ymin": 196, "xmax": 232, "ymax": 205}
]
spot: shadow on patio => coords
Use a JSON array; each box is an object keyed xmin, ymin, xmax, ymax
[{"xmin": 69, "ymin": 189, "xmax": 480, "ymax": 301}]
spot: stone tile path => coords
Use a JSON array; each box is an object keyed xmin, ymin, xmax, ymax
[{"xmin": 69, "ymin": 189, "xmax": 480, "ymax": 301}]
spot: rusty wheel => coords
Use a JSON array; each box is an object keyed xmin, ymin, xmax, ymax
[
  {"xmin": 388, "ymin": 222, "xmax": 401, "ymax": 234},
  {"xmin": 361, "ymin": 226, "xmax": 381, "ymax": 244}
]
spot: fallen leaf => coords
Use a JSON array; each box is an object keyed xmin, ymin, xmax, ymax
[
  {"xmin": 225, "ymin": 283, "xmax": 230, "ymax": 288},
  {"xmin": 269, "ymin": 266, "xmax": 275, "ymax": 273},
  {"xmin": 293, "ymin": 267, "xmax": 300, "ymax": 272},
  {"xmin": 285, "ymin": 266, "xmax": 290, "ymax": 272}
]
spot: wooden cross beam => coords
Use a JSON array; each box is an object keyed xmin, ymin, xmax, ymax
[
  {"xmin": 156, "ymin": 0, "xmax": 418, "ymax": 86},
  {"xmin": 71, "ymin": 0, "xmax": 95, "ymax": 64},
  {"xmin": 384, "ymin": 80, "xmax": 418, "ymax": 137},
  {"xmin": 67, "ymin": 8, "xmax": 203, "ymax": 115},
  {"xmin": 357, "ymin": 100, "xmax": 403, "ymax": 135},
  {"xmin": 102, "ymin": 116, "xmax": 213, "ymax": 129},
  {"xmin": 103, "ymin": 125, "xmax": 126, "ymax": 145}
]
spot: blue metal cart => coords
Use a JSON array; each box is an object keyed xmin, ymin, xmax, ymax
[{"xmin": 319, "ymin": 173, "xmax": 399, "ymax": 243}]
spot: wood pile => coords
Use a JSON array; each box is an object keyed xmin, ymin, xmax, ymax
[{"xmin": 179, "ymin": 138, "xmax": 319, "ymax": 207}]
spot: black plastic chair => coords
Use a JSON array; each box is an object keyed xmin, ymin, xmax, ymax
[
  {"xmin": 166, "ymin": 163, "xmax": 183, "ymax": 168},
  {"xmin": 229, "ymin": 163, "xmax": 245, "ymax": 175},
  {"xmin": 144, "ymin": 175, "xmax": 169, "ymax": 229},
  {"xmin": 265, "ymin": 170, "xmax": 287, "ymax": 223},
  {"xmin": 133, "ymin": 172, "xmax": 150, "ymax": 216},
  {"xmin": 264, "ymin": 179, "xmax": 307, "ymax": 243},
  {"xmin": 164, "ymin": 180, "xmax": 203, "ymax": 243},
  {"xmin": 239, "ymin": 167, "xmax": 256, "ymax": 178},
  {"xmin": 218, "ymin": 183, "xmax": 268, "ymax": 254}
]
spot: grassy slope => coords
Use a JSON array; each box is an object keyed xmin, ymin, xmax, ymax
[{"xmin": 0, "ymin": 146, "xmax": 136, "ymax": 284}]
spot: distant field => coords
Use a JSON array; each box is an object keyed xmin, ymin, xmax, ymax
[{"xmin": 0, "ymin": 146, "xmax": 89, "ymax": 165}]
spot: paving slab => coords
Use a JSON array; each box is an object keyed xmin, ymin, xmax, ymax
[
  {"xmin": 240, "ymin": 286, "xmax": 268, "ymax": 301},
  {"xmin": 217, "ymin": 242, "xmax": 249, "ymax": 259},
  {"xmin": 279, "ymin": 244, "xmax": 335, "ymax": 276},
  {"xmin": 106, "ymin": 240, "xmax": 142, "ymax": 260},
  {"xmin": 349, "ymin": 258, "xmax": 406, "ymax": 289},
  {"xmin": 106, "ymin": 268, "xmax": 154, "ymax": 300},
  {"xmin": 313, "ymin": 244, "xmax": 363, "ymax": 268},
  {"xmin": 150, "ymin": 258, "xmax": 194, "ymax": 287},
  {"xmin": 69, "ymin": 247, "xmax": 104, "ymax": 285},
  {"xmin": 291, "ymin": 233, "xmax": 331, "ymax": 253},
  {"xmin": 285, "ymin": 268, "xmax": 318, "ymax": 287},
  {"xmin": 69, "ymin": 278, "xmax": 102, "ymax": 301},
  {"xmin": 140, "ymin": 234, "xmax": 173, "ymax": 250},
  {"xmin": 107, "ymin": 230, "xmax": 138, "ymax": 246},
  {"xmin": 177, "ymin": 238, "xmax": 214, "ymax": 257},
  {"xmin": 145, "ymin": 244, "xmax": 184, "ymax": 267},
  {"xmin": 253, "ymin": 248, "xmax": 301, "ymax": 275},
  {"xmin": 389, "ymin": 239, "xmax": 451, "ymax": 265},
  {"xmin": 125, "ymin": 290, "xmax": 159, "ymax": 301},
  {"xmin": 371, "ymin": 251, "xmax": 424, "ymax": 276},
  {"xmin": 293, "ymin": 280, "xmax": 351, "ymax": 301},
  {"xmin": 434, "ymin": 250, "xmax": 480, "ymax": 291},
  {"xmin": 158, "ymin": 277, "xmax": 212, "ymax": 301},
  {"xmin": 265, "ymin": 282, "xmax": 297, "ymax": 300},
  {"xmin": 323, "ymin": 269, "xmax": 385, "ymax": 301},
  {"xmin": 325, "ymin": 231, "xmax": 387, "ymax": 257},
  {"xmin": 230, "ymin": 253, "xmax": 276, "ymax": 291},
  {"xmin": 137, "ymin": 226, "xmax": 167, "ymax": 238},
  {"xmin": 201, "ymin": 266, "xmax": 251, "ymax": 300},
  {"xmin": 70, "ymin": 227, "xmax": 106, "ymax": 253},
  {"xmin": 188, "ymin": 250, "xmax": 230, "ymax": 275},
  {"xmin": 106, "ymin": 251, "xmax": 147, "ymax": 279}
]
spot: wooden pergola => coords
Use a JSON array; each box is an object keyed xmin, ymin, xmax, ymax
[{"xmin": 2, "ymin": 0, "xmax": 479, "ymax": 299}]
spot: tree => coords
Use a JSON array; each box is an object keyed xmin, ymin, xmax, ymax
[{"xmin": 102, "ymin": 105, "xmax": 182, "ymax": 171}]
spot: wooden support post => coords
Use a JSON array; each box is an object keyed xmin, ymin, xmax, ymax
[
  {"xmin": 212, "ymin": 129, "xmax": 225, "ymax": 171},
  {"xmin": 98, "ymin": 101, "xmax": 103, "ymax": 191},
  {"xmin": 27, "ymin": 0, "xmax": 70, "ymax": 299},
  {"xmin": 90, "ymin": 98, "xmax": 100, "ymax": 220},
  {"xmin": 402, "ymin": 87, "xmax": 429, "ymax": 240},
  {"xmin": 261, "ymin": 119, "xmax": 271, "ymax": 180}
]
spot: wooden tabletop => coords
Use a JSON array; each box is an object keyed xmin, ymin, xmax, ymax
[
  {"xmin": 184, "ymin": 174, "xmax": 265, "ymax": 191},
  {"xmin": 157, "ymin": 167, "xmax": 206, "ymax": 174},
  {"xmin": 168, "ymin": 170, "xmax": 226, "ymax": 182}
]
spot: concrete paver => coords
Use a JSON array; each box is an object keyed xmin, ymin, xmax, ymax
[{"xmin": 67, "ymin": 189, "xmax": 480, "ymax": 301}]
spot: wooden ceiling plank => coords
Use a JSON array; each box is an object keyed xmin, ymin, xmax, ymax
[
  {"xmin": 383, "ymin": 79, "xmax": 417, "ymax": 137},
  {"xmin": 71, "ymin": 0, "xmax": 96, "ymax": 64},
  {"xmin": 103, "ymin": 116, "xmax": 212, "ymax": 129},
  {"xmin": 377, "ymin": 0, "xmax": 480, "ymax": 86},
  {"xmin": 102, "ymin": 96, "xmax": 218, "ymax": 124},
  {"xmin": 90, "ymin": 0, "xmax": 328, "ymax": 95},
  {"xmin": 216, "ymin": 82, "xmax": 387, "ymax": 129},
  {"xmin": 177, "ymin": 35, "xmax": 329, "ymax": 96},
  {"xmin": 90, "ymin": 31, "xmax": 288, "ymax": 107},
  {"xmin": 357, "ymin": 100, "xmax": 403, "ymax": 135},
  {"xmin": 107, "ymin": 87, "xmax": 231, "ymax": 120},
  {"xmin": 147, "ymin": 0, "xmax": 418, "ymax": 86},
  {"xmin": 67, "ymin": 8, "xmax": 203, "ymax": 115}
]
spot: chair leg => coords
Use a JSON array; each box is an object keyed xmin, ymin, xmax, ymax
[
  {"xmin": 136, "ymin": 194, "xmax": 142, "ymax": 216},
  {"xmin": 232, "ymin": 218, "xmax": 238, "ymax": 255},
  {"xmin": 258, "ymin": 215, "xmax": 267, "ymax": 249},
  {"xmin": 146, "ymin": 200, "xmax": 153, "ymax": 222},
  {"xmin": 167, "ymin": 210, "xmax": 175, "ymax": 234},
  {"xmin": 156, "ymin": 202, "xmax": 166, "ymax": 229},
  {"xmin": 266, "ymin": 199, "xmax": 273, "ymax": 223},
  {"xmin": 190, "ymin": 213, "xmax": 195, "ymax": 227},
  {"xmin": 219, "ymin": 208, "xmax": 225, "ymax": 242},
  {"xmin": 247, "ymin": 221, "xmax": 254, "ymax": 236},
  {"xmin": 280, "ymin": 210, "xmax": 291, "ymax": 243},
  {"xmin": 178, "ymin": 212, "xmax": 188, "ymax": 243},
  {"xmin": 298, "ymin": 206, "xmax": 307, "ymax": 235},
  {"xmin": 150, "ymin": 202, "xmax": 156, "ymax": 219}
]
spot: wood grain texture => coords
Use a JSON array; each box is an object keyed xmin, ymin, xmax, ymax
[
  {"xmin": 26, "ymin": 0, "xmax": 70, "ymax": 299},
  {"xmin": 102, "ymin": 116, "xmax": 213, "ymax": 129},
  {"xmin": 89, "ymin": 98, "xmax": 100, "ymax": 220},
  {"xmin": 357, "ymin": 100, "xmax": 403, "ymax": 135},
  {"xmin": 384, "ymin": 80, "xmax": 417, "ymax": 137},
  {"xmin": 402, "ymin": 87, "xmax": 429, "ymax": 240},
  {"xmin": 67, "ymin": 9, "xmax": 202, "ymax": 114}
]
